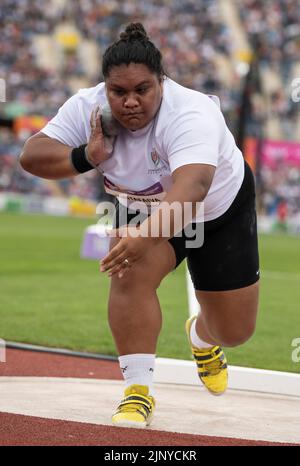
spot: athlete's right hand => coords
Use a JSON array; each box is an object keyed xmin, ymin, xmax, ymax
[{"xmin": 86, "ymin": 105, "xmax": 115, "ymax": 167}]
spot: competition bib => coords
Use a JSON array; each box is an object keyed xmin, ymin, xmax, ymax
[{"xmin": 103, "ymin": 177, "xmax": 167, "ymax": 211}]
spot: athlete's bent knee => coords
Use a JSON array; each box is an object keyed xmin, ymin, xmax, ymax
[{"xmin": 211, "ymin": 324, "xmax": 256, "ymax": 348}]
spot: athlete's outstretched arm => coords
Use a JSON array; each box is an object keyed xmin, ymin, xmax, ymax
[{"xmin": 139, "ymin": 163, "xmax": 216, "ymax": 240}]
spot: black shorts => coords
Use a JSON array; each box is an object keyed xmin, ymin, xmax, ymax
[{"xmin": 113, "ymin": 159, "xmax": 260, "ymax": 291}]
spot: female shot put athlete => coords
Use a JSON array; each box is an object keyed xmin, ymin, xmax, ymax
[{"xmin": 20, "ymin": 23, "xmax": 260, "ymax": 428}]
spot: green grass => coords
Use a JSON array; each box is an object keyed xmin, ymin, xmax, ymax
[{"xmin": 0, "ymin": 212, "xmax": 299, "ymax": 373}]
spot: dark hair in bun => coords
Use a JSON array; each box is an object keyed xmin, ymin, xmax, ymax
[
  {"xmin": 119, "ymin": 23, "xmax": 149, "ymax": 41},
  {"xmin": 102, "ymin": 22, "xmax": 165, "ymax": 79}
]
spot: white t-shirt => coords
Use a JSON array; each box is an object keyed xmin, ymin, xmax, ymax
[{"xmin": 41, "ymin": 78, "xmax": 244, "ymax": 222}]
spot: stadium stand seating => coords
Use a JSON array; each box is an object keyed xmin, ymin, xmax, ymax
[{"xmin": 0, "ymin": 0, "xmax": 299, "ymax": 216}]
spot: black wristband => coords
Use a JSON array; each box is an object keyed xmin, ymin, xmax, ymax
[{"xmin": 70, "ymin": 145, "xmax": 95, "ymax": 173}]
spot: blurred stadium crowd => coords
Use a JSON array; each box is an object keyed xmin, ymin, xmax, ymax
[
  {"xmin": 1, "ymin": 0, "xmax": 236, "ymax": 116},
  {"xmin": 0, "ymin": 0, "xmax": 300, "ymax": 225},
  {"xmin": 237, "ymin": 0, "xmax": 300, "ymax": 139}
]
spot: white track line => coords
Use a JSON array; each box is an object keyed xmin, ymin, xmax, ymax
[{"xmin": 154, "ymin": 358, "xmax": 300, "ymax": 397}]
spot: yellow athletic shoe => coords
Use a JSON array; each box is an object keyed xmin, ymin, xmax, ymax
[
  {"xmin": 185, "ymin": 315, "xmax": 228, "ymax": 396},
  {"xmin": 111, "ymin": 384, "xmax": 155, "ymax": 428}
]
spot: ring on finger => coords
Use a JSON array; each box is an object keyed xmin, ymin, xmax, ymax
[{"xmin": 123, "ymin": 259, "xmax": 129, "ymax": 267}]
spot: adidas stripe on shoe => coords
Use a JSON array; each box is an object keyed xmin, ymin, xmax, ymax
[
  {"xmin": 112, "ymin": 384, "xmax": 155, "ymax": 428},
  {"xmin": 185, "ymin": 315, "xmax": 228, "ymax": 396}
]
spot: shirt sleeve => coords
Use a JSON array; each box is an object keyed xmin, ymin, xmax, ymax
[
  {"xmin": 165, "ymin": 110, "xmax": 222, "ymax": 173},
  {"xmin": 41, "ymin": 93, "xmax": 86, "ymax": 148}
]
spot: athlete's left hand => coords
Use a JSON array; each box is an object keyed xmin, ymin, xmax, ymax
[{"xmin": 100, "ymin": 226, "xmax": 152, "ymax": 278}]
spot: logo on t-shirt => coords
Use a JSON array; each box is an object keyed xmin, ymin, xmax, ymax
[
  {"xmin": 148, "ymin": 148, "xmax": 168, "ymax": 175},
  {"xmin": 151, "ymin": 148, "xmax": 160, "ymax": 166}
]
